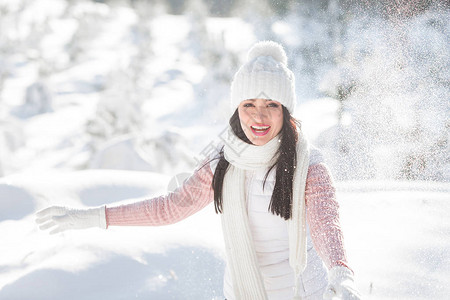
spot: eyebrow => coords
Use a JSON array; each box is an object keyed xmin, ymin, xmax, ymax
[{"xmin": 244, "ymin": 99, "xmax": 275, "ymax": 102}]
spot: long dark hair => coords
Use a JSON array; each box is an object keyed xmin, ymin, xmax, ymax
[{"xmin": 211, "ymin": 105, "xmax": 299, "ymax": 220}]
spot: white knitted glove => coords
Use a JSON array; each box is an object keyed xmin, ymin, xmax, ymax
[
  {"xmin": 35, "ymin": 206, "xmax": 107, "ymax": 234},
  {"xmin": 323, "ymin": 266, "xmax": 361, "ymax": 300}
]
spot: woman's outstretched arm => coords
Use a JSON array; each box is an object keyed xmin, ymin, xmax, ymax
[
  {"xmin": 106, "ymin": 161, "xmax": 214, "ymax": 227},
  {"xmin": 36, "ymin": 160, "xmax": 215, "ymax": 234}
]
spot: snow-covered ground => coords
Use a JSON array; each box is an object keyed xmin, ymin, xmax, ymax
[
  {"xmin": 0, "ymin": 170, "xmax": 226, "ymax": 299},
  {"xmin": 337, "ymin": 181, "xmax": 450, "ymax": 299},
  {"xmin": 0, "ymin": 173, "xmax": 449, "ymax": 299},
  {"xmin": 0, "ymin": 1, "xmax": 449, "ymax": 299}
]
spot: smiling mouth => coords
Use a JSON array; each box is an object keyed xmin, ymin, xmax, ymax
[{"xmin": 250, "ymin": 125, "xmax": 271, "ymax": 136}]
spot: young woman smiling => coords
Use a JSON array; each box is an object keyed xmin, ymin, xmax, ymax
[
  {"xmin": 36, "ymin": 41, "xmax": 361, "ymax": 300},
  {"xmin": 239, "ymin": 98, "xmax": 283, "ymax": 145}
]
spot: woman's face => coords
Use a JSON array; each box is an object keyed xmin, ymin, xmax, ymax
[{"xmin": 238, "ymin": 98, "xmax": 283, "ymax": 146}]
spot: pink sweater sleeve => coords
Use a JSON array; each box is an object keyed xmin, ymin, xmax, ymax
[
  {"xmin": 105, "ymin": 162, "xmax": 214, "ymax": 227},
  {"xmin": 305, "ymin": 163, "xmax": 350, "ymax": 271}
]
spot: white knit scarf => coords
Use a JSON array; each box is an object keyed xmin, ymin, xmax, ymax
[{"xmin": 221, "ymin": 126, "xmax": 310, "ymax": 300}]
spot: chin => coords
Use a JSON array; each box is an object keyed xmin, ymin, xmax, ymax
[{"xmin": 251, "ymin": 137, "xmax": 270, "ymax": 146}]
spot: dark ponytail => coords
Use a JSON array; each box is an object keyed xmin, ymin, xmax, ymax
[{"xmin": 212, "ymin": 105, "xmax": 299, "ymax": 220}]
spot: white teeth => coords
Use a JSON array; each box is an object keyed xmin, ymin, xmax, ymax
[{"xmin": 251, "ymin": 125, "xmax": 270, "ymax": 130}]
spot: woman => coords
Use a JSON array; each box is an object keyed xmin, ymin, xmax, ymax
[{"xmin": 36, "ymin": 41, "xmax": 361, "ymax": 300}]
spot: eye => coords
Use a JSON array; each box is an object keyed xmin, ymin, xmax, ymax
[
  {"xmin": 268, "ymin": 102, "xmax": 279, "ymax": 108},
  {"xmin": 243, "ymin": 103, "xmax": 254, "ymax": 107}
]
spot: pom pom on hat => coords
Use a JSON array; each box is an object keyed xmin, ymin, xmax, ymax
[
  {"xmin": 230, "ymin": 41, "xmax": 296, "ymax": 114},
  {"xmin": 247, "ymin": 40, "xmax": 288, "ymax": 66}
]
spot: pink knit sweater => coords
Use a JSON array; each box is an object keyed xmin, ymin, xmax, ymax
[{"xmin": 106, "ymin": 162, "xmax": 349, "ymax": 271}]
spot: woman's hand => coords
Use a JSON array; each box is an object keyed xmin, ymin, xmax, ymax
[
  {"xmin": 35, "ymin": 206, "xmax": 107, "ymax": 234},
  {"xmin": 323, "ymin": 266, "xmax": 361, "ymax": 300}
]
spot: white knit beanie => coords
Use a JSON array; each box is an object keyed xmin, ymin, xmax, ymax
[{"xmin": 230, "ymin": 40, "xmax": 296, "ymax": 114}]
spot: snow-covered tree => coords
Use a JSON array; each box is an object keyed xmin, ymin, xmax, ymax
[
  {"xmin": 318, "ymin": 5, "xmax": 449, "ymax": 181},
  {"xmin": 22, "ymin": 80, "xmax": 53, "ymax": 116},
  {"xmin": 86, "ymin": 68, "xmax": 145, "ymax": 149},
  {"xmin": 85, "ymin": 0, "xmax": 198, "ymax": 174},
  {"xmin": 185, "ymin": 0, "xmax": 240, "ymax": 120},
  {"xmin": 65, "ymin": 1, "xmax": 110, "ymax": 64},
  {"xmin": 0, "ymin": 1, "xmax": 24, "ymax": 102},
  {"xmin": 85, "ymin": 0, "xmax": 154, "ymax": 148},
  {"xmin": 0, "ymin": 117, "xmax": 24, "ymax": 177}
]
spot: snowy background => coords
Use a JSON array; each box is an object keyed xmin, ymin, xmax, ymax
[{"xmin": 0, "ymin": 0, "xmax": 449, "ymax": 299}]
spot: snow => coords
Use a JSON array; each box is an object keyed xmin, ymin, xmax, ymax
[
  {"xmin": 0, "ymin": 1, "xmax": 449, "ymax": 299},
  {"xmin": 1, "ymin": 173, "xmax": 449, "ymax": 299},
  {"xmin": 0, "ymin": 170, "xmax": 225, "ymax": 299},
  {"xmin": 338, "ymin": 185, "xmax": 450, "ymax": 299}
]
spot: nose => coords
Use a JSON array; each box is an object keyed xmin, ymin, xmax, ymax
[{"xmin": 251, "ymin": 106, "xmax": 269, "ymax": 122}]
